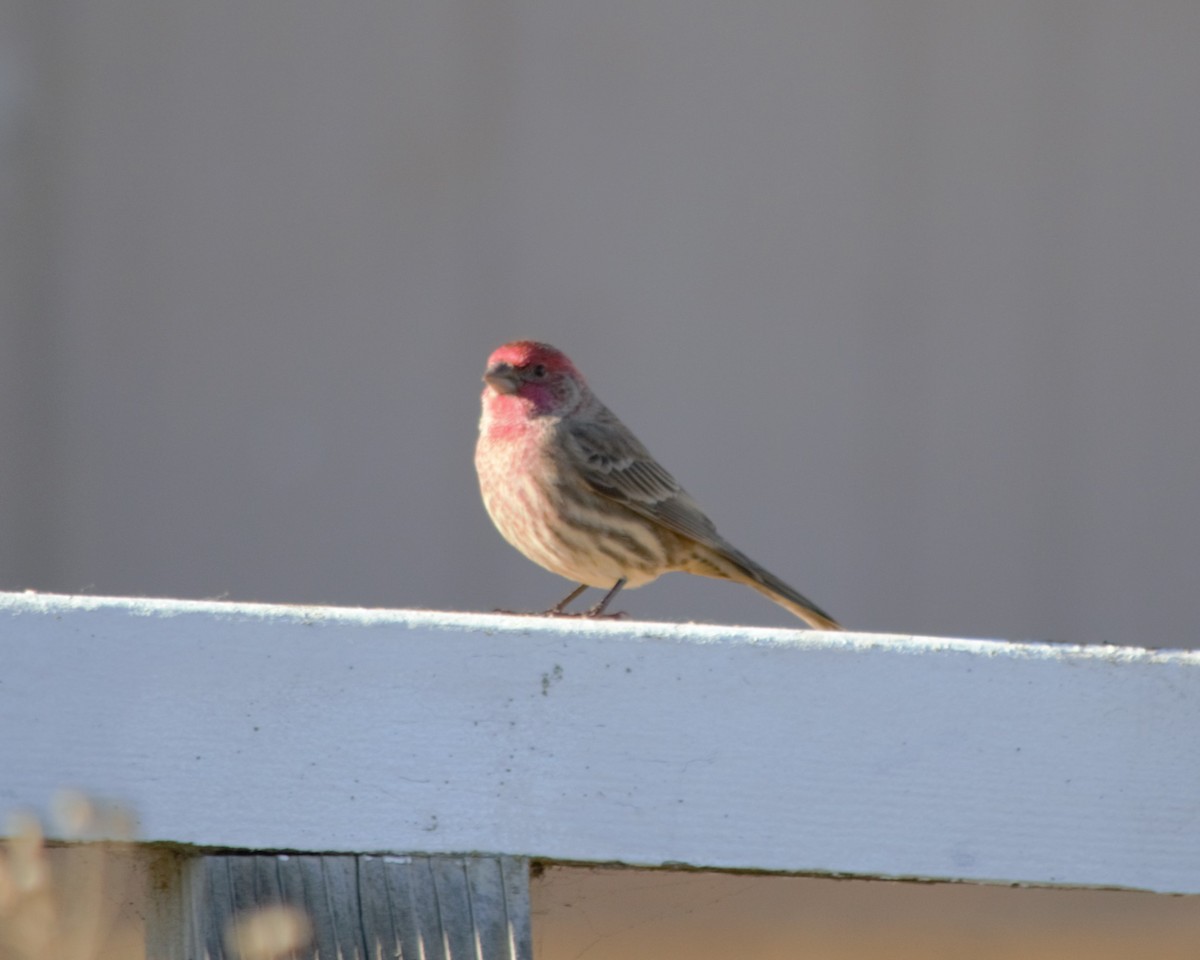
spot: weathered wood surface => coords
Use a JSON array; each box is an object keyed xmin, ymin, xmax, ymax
[
  {"xmin": 186, "ymin": 854, "xmax": 530, "ymax": 960},
  {"xmin": 2, "ymin": 591, "xmax": 1198, "ymax": 893}
]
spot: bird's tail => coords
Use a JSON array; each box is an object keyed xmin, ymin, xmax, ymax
[{"xmin": 688, "ymin": 542, "xmax": 844, "ymax": 630}]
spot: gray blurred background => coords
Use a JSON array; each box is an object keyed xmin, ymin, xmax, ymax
[{"xmin": 2, "ymin": 0, "xmax": 1197, "ymax": 646}]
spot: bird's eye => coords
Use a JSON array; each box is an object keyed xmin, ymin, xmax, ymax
[{"xmin": 532, "ymin": 364, "xmax": 547, "ymax": 378}]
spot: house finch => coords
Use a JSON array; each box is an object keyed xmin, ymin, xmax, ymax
[{"xmin": 475, "ymin": 340, "xmax": 842, "ymax": 630}]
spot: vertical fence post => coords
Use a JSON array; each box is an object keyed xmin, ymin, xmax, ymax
[{"xmin": 180, "ymin": 853, "xmax": 532, "ymax": 960}]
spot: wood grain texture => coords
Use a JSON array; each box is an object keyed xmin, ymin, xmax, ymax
[
  {"xmin": 185, "ymin": 854, "xmax": 531, "ymax": 960},
  {"xmin": 2, "ymin": 591, "xmax": 1198, "ymax": 893}
]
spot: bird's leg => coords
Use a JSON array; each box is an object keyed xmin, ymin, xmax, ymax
[
  {"xmin": 539, "ymin": 580, "xmax": 628, "ymax": 618},
  {"xmin": 544, "ymin": 583, "xmax": 590, "ymax": 615},
  {"xmin": 584, "ymin": 578, "xmax": 627, "ymax": 618}
]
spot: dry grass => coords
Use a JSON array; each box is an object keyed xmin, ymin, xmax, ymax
[
  {"xmin": 0, "ymin": 794, "xmax": 310, "ymax": 960},
  {"xmin": 0, "ymin": 793, "xmax": 139, "ymax": 960},
  {"xmin": 223, "ymin": 907, "xmax": 311, "ymax": 960}
]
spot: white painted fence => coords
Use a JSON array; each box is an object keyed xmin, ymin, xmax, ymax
[{"xmin": 2, "ymin": 591, "xmax": 1197, "ymax": 956}]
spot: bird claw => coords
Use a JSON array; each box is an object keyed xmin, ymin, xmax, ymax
[
  {"xmin": 584, "ymin": 606, "xmax": 628, "ymax": 619},
  {"xmin": 541, "ymin": 608, "xmax": 629, "ymax": 620},
  {"xmin": 491, "ymin": 607, "xmax": 627, "ymax": 620}
]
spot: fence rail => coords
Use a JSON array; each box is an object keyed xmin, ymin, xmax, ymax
[{"xmin": 2, "ymin": 591, "xmax": 1197, "ymax": 957}]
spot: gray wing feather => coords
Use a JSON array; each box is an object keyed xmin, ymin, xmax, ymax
[
  {"xmin": 565, "ymin": 406, "xmax": 842, "ymax": 629},
  {"xmin": 564, "ymin": 411, "xmax": 722, "ymax": 546}
]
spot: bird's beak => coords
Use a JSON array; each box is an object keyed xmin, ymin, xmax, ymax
[{"xmin": 483, "ymin": 363, "xmax": 520, "ymax": 395}]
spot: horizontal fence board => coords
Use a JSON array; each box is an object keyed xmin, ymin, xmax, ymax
[{"xmin": 2, "ymin": 591, "xmax": 1198, "ymax": 893}]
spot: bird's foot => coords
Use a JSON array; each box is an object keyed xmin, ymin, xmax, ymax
[
  {"xmin": 540, "ymin": 607, "xmax": 629, "ymax": 620},
  {"xmin": 491, "ymin": 607, "xmax": 627, "ymax": 620}
]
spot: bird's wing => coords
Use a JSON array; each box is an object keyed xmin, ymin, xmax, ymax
[{"xmin": 563, "ymin": 410, "xmax": 723, "ymax": 546}]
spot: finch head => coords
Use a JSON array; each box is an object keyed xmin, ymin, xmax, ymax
[{"xmin": 481, "ymin": 340, "xmax": 589, "ymax": 418}]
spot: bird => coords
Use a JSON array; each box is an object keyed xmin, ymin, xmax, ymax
[{"xmin": 474, "ymin": 340, "xmax": 842, "ymax": 629}]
